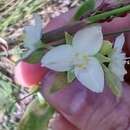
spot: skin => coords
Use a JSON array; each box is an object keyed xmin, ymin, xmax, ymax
[
  {"xmin": 14, "ymin": 8, "xmax": 130, "ymax": 130},
  {"xmin": 14, "ymin": 61, "xmax": 48, "ymax": 87},
  {"xmin": 41, "ymin": 72, "xmax": 130, "ymax": 130},
  {"xmin": 50, "ymin": 114, "xmax": 78, "ymax": 130},
  {"xmin": 41, "ymin": 11, "xmax": 130, "ymax": 130}
]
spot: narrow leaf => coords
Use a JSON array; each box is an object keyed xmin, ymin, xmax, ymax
[
  {"xmin": 17, "ymin": 98, "xmax": 55, "ymax": 130},
  {"xmin": 67, "ymin": 70, "xmax": 75, "ymax": 83},
  {"xmin": 74, "ymin": 0, "xmax": 95, "ymax": 20},
  {"xmin": 25, "ymin": 48, "xmax": 44, "ymax": 64},
  {"xmin": 65, "ymin": 32, "xmax": 73, "ymax": 45},
  {"xmin": 99, "ymin": 41, "xmax": 113, "ymax": 55},
  {"xmin": 50, "ymin": 73, "xmax": 69, "ymax": 93},
  {"xmin": 0, "ymin": 79, "xmax": 17, "ymax": 112},
  {"xmin": 96, "ymin": 53, "xmax": 110, "ymax": 64},
  {"xmin": 102, "ymin": 64, "xmax": 122, "ymax": 97},
  {"xmin": 37, "ymin": 92, "xmax": 45, "ymax": 105}
]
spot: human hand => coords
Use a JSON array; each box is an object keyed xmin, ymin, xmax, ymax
[{"xmin": 15, "ymin": 8, "xmax": 130, "ymax": 130}]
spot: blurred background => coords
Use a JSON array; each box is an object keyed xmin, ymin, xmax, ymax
[{"xmin": 0, "ymin": 0, "xmax": 82, "ymax": 130}]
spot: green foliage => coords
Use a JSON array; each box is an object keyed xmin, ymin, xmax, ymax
[
  {"xmin": 88, "ymin": 4, "xmax": 130, "ymax": 23},
  {"xmin": 17, "ymin": 98, "xmax": 55, "ymax": 130},
  {"xmin": 99, "ymin": 41, "xmax": 113, "ymax": 55},
  {"xmin": 96, "ymin": 53, "xmax": 110, "ymax": 64},
  {"xmin": 0, "ymin": 0, "xmax": 49, "ymax": 36},
  {"xmin": 67, "ymin": 70, "xmax": 75, "ymax": 83},
  {"xmin": 37, "ymin": 92, "xmax": 45, "ymax": 105},
  {"xmin": 50, "ymin": 73, "xmax": 69, "ymax": 93},
  {"xmin": 0, "ymin": 46, "xmax": 23, "ymax": 57},
  {"xmin": 74, "ymin": 0, "xmax": 95, "ymax": 20},
  {"xmin": 0, "ymin": 72, "xmax": 19, "ymax": 113},
  {"xmin": 25, "ymin": 48, "xmax": 44, "ymax": 64},
  {"xmin": 65, "ymin": 32, "xmax": 73, "ymax": 45}
]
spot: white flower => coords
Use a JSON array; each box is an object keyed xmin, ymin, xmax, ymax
[
  {"xmin": 109, "ymin": 34, "xmax": 127, "ymax": 81},
  {"xmin": 41, "ymin": 24, "xmax": 104, "ymax": 93}
]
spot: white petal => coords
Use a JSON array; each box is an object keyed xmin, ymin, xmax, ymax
[
  {"xmin": 73, "ymin": 24, "xmax": 103, "ymax": 55},
  {"xmin": 109, "ymin": 50, "xmax": 126, "ymax": 81},
  {"xmin": 109, "ymin": 61, "xmax": 127, "ymax": 81},
  {"xmin": 41, "ymin": 45, "xmax": 74, "ymax": 72},
  {"xmin": 109, "ymin": 63, "xmax": 126, "ymax": 81},
  {"xmin": 114, "ymin": 33, "xmax": 125, "ymax": 51},
  {"xmin": 74, "ymin": 57, "xmax": 104, "ymax": 93},
  {"xmin": 24, "ymin": 15, "xmax": 42, "ymax": 49}
]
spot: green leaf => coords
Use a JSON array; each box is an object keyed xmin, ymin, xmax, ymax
[
  {"xmin": 0, "ymin": 78, "xmax": 17, "ymax": 112},
  {"xmin": 50, "ymin": 73, "xmax": 69, "ymax": 93},
  {"xmin": 102, "ymin": 64, "xmax": 122, "ymax": 97},
  {"xmin": 23, "ymin": 40, "xmax": 53, "ymax": 64},
  {"xmin": 88, "ymin": 5, "xmax": 130, "ymax": 23},
  {"xmin": 37, "ymin": 92, "xmax": 45, "ymax": 105},
  {"xmin": 96, "ymin": 53, "xmax": 110, "ymax": 64},
  {"xmin": 74, "ymin": 0, "xmax": 95, "ymax": 20},
  {"xmin": 67, "ymin": 70, "xmax": 75, "ymax": 83},
  {"xmin": 65, "ymin": 32, "xmax": 73, "ymax": 45},
  {"xmin": 100, "ymin": 41, "xmax": 113, "ymax": 55},
  {"xmin": 0, "ymin": 80, "xmax": 12, "ymax": 96},
  {"xmin": 25, "ymin": 48, "xmax": 44, "ymax": 64},
  {"xmin": 17, "ymin": 99, "xmax": 55, "ymax": 130}
]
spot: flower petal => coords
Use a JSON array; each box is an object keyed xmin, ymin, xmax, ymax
[
  {"xmin": 109, "ymin": 50, "xmax": 127, "ymax": 81},
  {"xmin": 74, "ymin": 57, "xmax": 104, "ymax": 93},
  {"xmin": 24, "ymin": 14, "xmax": 42, "ymax": 50},
  {"xmin": 73, "ymin": 24, "xmax": 103, "ymax": 55},
  {"xmin": 109, "ymin": 63, "xmax": 126, "ymax": 81},
  {"xmin": 114, "ymin": 33, "xmax": 125, "ymax": 51},
  {"xmin": 41, "ymin": 45, "xmax": 74, "ymax": 72}
]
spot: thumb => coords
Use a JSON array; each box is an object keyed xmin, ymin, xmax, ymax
[
  {"xmin": 41, "ymin": 14, "xmax": 130, "ymax": 130},
  {"xmin": 49, "ymin": 113, "xmax": 79, "ymax": 130},
  {"xmin": 41, "ymin": 72, "xmax": 130, "ymax": 130}
]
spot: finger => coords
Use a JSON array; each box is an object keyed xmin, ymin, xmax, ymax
[
  {"xmin": 15, "ymin": 9, "xmax": 130, "ymax": 87},
  {"xmin": 41, "ymin": 71, "xmax": 130, "ymax": 130},
  {"xmin": 14, "ymin": 61, "xmax": 48, "ymax": 87},
  {"xmin": 102, "ymin": 14, "xmax": 130, "ymax": 55},
  {"xmin": 49, "ymin": 113, "xmax": 79, "ymax": 130}
]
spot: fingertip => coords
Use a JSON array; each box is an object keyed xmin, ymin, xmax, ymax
[
  {"xmin": 14, "ymin": 60, "xmax": 48, "ymax": 87},
  {"xmin": 49, "ymin": 113, "xmax": 78, "ymax": 130}
]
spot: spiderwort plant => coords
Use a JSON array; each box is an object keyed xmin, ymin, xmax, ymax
[
  {"xmin": 41, "ymin": 24, "xmax": 104, "ymax": 93},
  {"xmin": 24, "ymin": 14, "xmax": 43, "ymax": 57},
  {"xmin": 16, "ymin": 14, "xmax": 128, "ymax": 96},
  {"xmin": 41, "ymin": 24, "xmax": 127, "ymax": 96},
  {"xmin": 14, "ymin": 15, "xmax": 47, "ymax": 88},
  {"xmin": 107, "ymin": 34, "xmax": 127, "ymax": 96},
  {"xmin": 109, "ymin": 34, "xmax": 127, "ymax": 82},
  {"xmin": 100, "ymin": 34, "xmax": 127, "ymax": 97}
]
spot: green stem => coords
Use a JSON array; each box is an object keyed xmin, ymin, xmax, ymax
[
  {"xmin": 88, "ymin": 4, "xmax": 130, "ymax": 23},
  {"xmin": 16, "ymin": 89, "xmax": 38, "ymax": 102}
]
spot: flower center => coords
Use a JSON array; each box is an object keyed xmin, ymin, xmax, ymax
[{"xmin": 73, "ymin": 53, "xmax": 88, "ymax": 69}]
